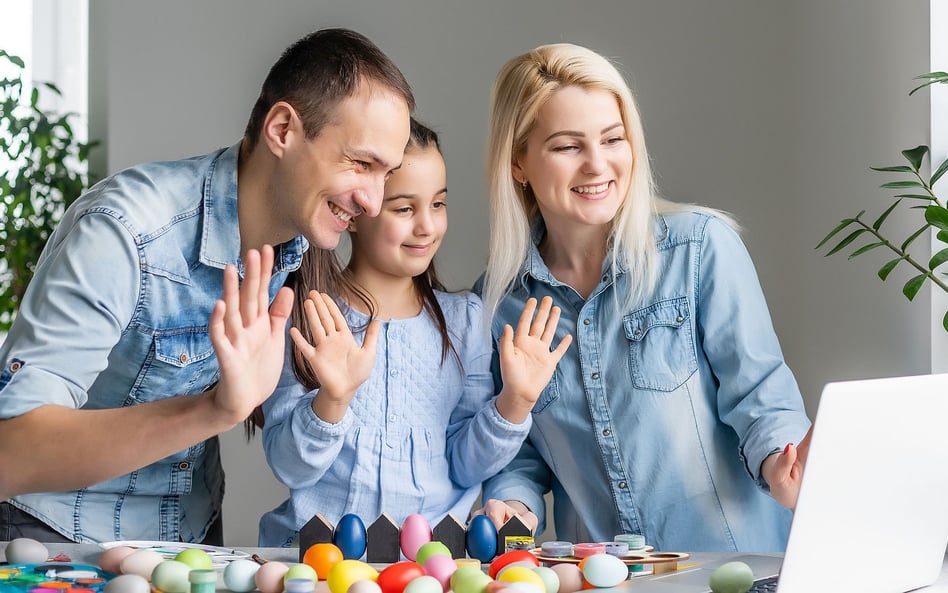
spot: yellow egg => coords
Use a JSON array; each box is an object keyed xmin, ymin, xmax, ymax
[
  {"xmin": 327, "ymin": 560, "xmax": 379, "ymax": 593},
  {"xmin": 497, "ymin": 566, "xmax": 546, "ymax": 591}
]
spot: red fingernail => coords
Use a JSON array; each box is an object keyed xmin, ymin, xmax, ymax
[{"xmin": 784, "ymin": 443, "xmax": 793, "ymax": 454}]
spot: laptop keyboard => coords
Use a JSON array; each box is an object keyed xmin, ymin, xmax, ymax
[{"xmin": 746, "ymin": 576, "xmax": 778, "ymax": 592}]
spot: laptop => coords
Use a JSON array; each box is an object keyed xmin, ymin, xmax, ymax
[{"xmin": 622, "ymin": 372, "xmax": 948, "ymax": 593}]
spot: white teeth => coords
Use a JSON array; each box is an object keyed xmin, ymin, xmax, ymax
[
  {"xmin": 329, "ymin": 203, "xmax": 353, "ymax": 222},
  {"xmin": 573, "ymin": 182, "xmax": 610, "ymax": 194}
]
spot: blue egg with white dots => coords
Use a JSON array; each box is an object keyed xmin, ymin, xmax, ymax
[
  {"xmin": 466, "ymin": 515, "xmax": 498, "ymax": 561},
  {"xmin": 334, "ymin": 513, "xmax": 367, "ymax": 559}
]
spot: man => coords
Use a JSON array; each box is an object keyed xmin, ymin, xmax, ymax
[{"xmin": 0, "ymin": 28, "xmax": 413, "ymax": 544}]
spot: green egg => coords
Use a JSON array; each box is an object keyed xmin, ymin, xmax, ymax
[
  {"xmin": 415, "ymin": 541, "xmax": 452, "ymax": 566},
  {"xmin": 450, "ymin": 566, "xmax": 492, "ymax": 593},
  {"xmin": 708, "ymin": 561, "xmax": 754, "ymax": 593}
]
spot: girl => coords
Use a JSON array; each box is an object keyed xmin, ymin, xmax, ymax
[{"xmin": 258, "ymin": 119, "xmax": 571, "ymax": 547}]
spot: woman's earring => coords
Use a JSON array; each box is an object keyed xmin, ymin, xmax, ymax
[{"xmin": 521, "ymin": 179, "xmax": 528, "ymax": 191}]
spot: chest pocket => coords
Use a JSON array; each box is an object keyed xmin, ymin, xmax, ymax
[
  {"xmin": 129, "ymin": 327, "xmax": 218, "ymax": 405},
  {"xmin": 623, "ymin": 296, "xmax": 697, "ymax": 391}
]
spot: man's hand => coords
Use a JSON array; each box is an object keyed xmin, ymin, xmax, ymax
[{"xmin": 472, "ymin": 498, "xmax": 539, "ymax": 534}]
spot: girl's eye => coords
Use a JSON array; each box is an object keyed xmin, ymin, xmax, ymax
[
  {"xmin": 432, "ymin": 201, "xmax": 446, "ymax": 209},
  {"xmin": 393, "ymin": 206, "xmax": 412, "ymax": 214},
  {"xmin": 605, "ymin": 136, "xmax": 625, "ymax": 145},
  {"xmin": 552, "ymin": 145, "xmax": 579, "ymax": 153}
]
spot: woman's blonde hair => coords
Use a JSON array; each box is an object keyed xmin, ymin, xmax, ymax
[{"xmin": 480, "ymin": 43, "xmax": 732, "ymax": 321}]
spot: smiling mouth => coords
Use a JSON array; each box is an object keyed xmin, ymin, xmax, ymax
[
  {"xmin": 573, "ymin": 182, "xmax": 611, "ymax": 194},
  {"xmin": 329, "ymin": 202, "xmax": 354, "ymax": 222}
]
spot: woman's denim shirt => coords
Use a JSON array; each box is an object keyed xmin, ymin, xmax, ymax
[
  {"xmin": 480, "ymin": 211, "xmax": 811, "ymax": 552},
  {"xmin": 0, "ymin": 142, "xmax": 306, "ymax": 543}
]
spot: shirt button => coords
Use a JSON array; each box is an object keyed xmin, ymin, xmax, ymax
[
  {"xmin": 633, "ymin": 328, "xmax": 642, "ymax": 336},
  {"xmin": 178, "ymin": 462, "xmax": 190, "ymax": 470},
  {"xmin": 601, "ymin": 275, "xmax": 608, "ymax": 282},
  {"xmin": 591, "ymin": 372, "xmax": 600, "ymax": 380},
  {"xmin": 179, "ymin": 353, "xmax": 188, "ymax": 364},
  {"xmin": 676, "ymin": 315, "xmax": 684, "ymax": 323},
  {"xmin": 390, "ymin": 370, "xmax": 398, "ymax": 377},
  {"xmin": 388, "ymin": 414, "xmax": 397, "ymax": 422},
  {"xmin": 10, "ymin": 361, "xmax": 22, "ymax": 372},
  {"xmin": 602, "ymin": 429, "xmax": 611, "ymax": 436},
  {"xmin": 618, "ymin": 481, "xmax": 627, "ymax": 489},
  {"xmin": 583, "ymin": 319, "xmax": 591, "ymax": 325}
]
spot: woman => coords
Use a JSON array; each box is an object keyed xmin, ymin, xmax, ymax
[{"xmin": 473, "ymin": 43, "xmax": 812, "ymax": 552}]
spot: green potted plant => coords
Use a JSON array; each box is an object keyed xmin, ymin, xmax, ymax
[
  {"xmin": 0, "ymin": 49, "xmax": 97, "ymax": 332},
  {"xmin": 817, "ymin": 72, "xmax": 948, "ymax": 332}
]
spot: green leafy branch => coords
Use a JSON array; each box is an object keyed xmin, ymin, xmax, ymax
[
  {"xmin": 0, "ymin": 49, "xmax": 98, "ymax": 331},
  {"xmin": 817, "ymin": 139, "xmax": 948, "ymax": 332}
]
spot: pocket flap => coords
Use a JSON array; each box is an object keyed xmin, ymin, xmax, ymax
[
  {"xmin": 624, "ymin": 297, "xmax": 690, "ymax": 342},
  {"xmin": 154, "ymin": 329, "xmax": 214, "ymax": 367}
]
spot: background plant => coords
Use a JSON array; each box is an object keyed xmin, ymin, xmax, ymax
[
  {"xmin": 817, "ymin": 71, "xmax": 948, "ymax": 333},
  {"xmin": 0, "ymin": 49, "xmax": 97, "ymax": 332}
]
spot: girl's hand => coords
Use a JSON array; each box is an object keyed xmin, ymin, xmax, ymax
[
  {"xmin": 495, "ymin": 296, "xmax": 572, "ymax": 423},
  {"xmin": 289, "ymin": 291, "xmax": 379, "ymax": 423},
  {"xmin": 471, "ymin": 499, "xmax": 539, "ymax": 534},
  {"xmin": 761, "ymin": 426, "xmax": 812, "ymax": 509}
]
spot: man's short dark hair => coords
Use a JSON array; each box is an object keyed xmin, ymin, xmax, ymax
[{"xmin": 244, "ymin": 28, "xmax": 414, "ymax": 150}]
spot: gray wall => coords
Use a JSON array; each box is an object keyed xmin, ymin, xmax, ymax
[{"xmin": 88, "ymin": 0, "xmax": 938, "ymax": 546}]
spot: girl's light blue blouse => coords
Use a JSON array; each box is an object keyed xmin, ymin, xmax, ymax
[
  {"xmin": 259, "ymin": 291, "xmax": 531, "ymax": 547},
  {"xmin": 479, "ymin": 211, "xmax": 811, "ymax": 552}
]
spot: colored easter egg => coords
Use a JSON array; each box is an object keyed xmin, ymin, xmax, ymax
[
  {"xmin": 497, "ymin": 566, "xmax": 546, "ymax": 591},
  {"xmin": 403, "ymin": 575, "xmax": 443, "ymax": 593},
  {"xmin": 579, "ymin": 554, "xmax": 627, "ymax": 588},
  {"xmin": 550, "ymin": 564, "xmax": 583, "ymax": 593},
  {"xmin": 303, "ymin": 542, "xmax": 345, "ymax": 580},
  {"xmin": 285, "ymin": 563, "xmax": 319, "ymax": 583},
  {"xmin": 99, "ymin": 546, "xmax": 136, "ymax": 574},
  {"xmin": 4, "ymin": 538, "xmax": 48, "ymax": 564},
  {"xmin": 151, "ymin": 560, "xmax": 191, "ymax": 593},
  {"xmin": 415, "ymin": 541, "xmax": 451, "ymax": 566},
  {"xmin": 119, "ymin": 549, "xmax": 164, "ymax": 579},
  {"xmin": 348, "ymin": 580, "xmax": 383, "ymax": 593},
  {"xmin": 377, "ymin": 561, "xmax": 426, "ymax": 593},
  {"xmin": 708, "ymin": 561, "xmax": 754, "ymax": 593},
  {"xmin": 421, "ymin": 554, "xmax": 457, "ymax": 592},
  {"xmin": 335, "ymin": 514, "xmax": 368, "ymax": 560},
  {"xmin": 488, "ymin": 550, "xmax": 539, "ymax": 579},
  {"xmin": 530, "ymin": 567, "xmax": 559, "ymax": 593},
  {"xmin": 399, "ymin": 514, "xmax": 432, "ymax": 561},
  {"xmin": 465, "ymin": 515, "xmax": 498, "ymax": 562},
  {"xmin": 103, "ymin": 573, "xmax": 151, "ymax": 593},
  {"xmin": 174, "ymin": 548, "xmax": 213, "ymax": 570},
  {"xmin": 255, "ymin": 561, "xmax": 290, "ymax": 593},
  {"xmin": 224, "ymin": 558, "xmax": 261, "ymax": 592},
  {"xmin": 504, "ymin": 584, "xmax": 543, "ymax": 593},
  {"xmin": 327, "ymin": 560, "xmax": 379, "ymax": 593},
  {"xmin": 450, "ymin": 566, "xmax": 492, "ymax": 593}
]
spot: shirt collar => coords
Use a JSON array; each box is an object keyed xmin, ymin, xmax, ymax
[{"xmin": 200, "ymin": 141, "xmax": 307, "ymax": 274}]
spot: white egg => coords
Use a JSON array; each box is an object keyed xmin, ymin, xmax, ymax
[
  {"xmin": 119, "ymin": 549, "xmax": 165, "ymax": 579},
  {"xmin": 4, "ymin": 538, "xmax": 48, "ymax": 564},
  {"xmin": 347, "ymin": 580, "xmax": 383, "ymax": 593},
  {"xmin": 225, "ymin": 559, "xmax": 262, "ymax": 593},
  {"xmin": 104, "ymin": 573, "xmax": 152, "ymax": 593}
]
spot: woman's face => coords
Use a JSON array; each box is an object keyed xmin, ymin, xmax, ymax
[
  {"xmin": 514, "ymin": 85, "xmax": 633, "ymax": 231},
  {"xmin": 348, "ymin": 145, "xmax": 448, "ymax": 282}
]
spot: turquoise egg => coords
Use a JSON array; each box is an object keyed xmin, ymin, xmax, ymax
[
  {"xmin": 708, "ymin": 561, "xmax": 754, "ymax": 593},
  {"xmin": 465, "ymin": 515, "xmax": 498, "ymax": 562},
  {"xmin": 334, "ymin": 513, "xmax": 368, "ymax": 560}
]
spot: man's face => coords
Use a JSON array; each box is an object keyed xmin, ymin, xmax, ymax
[{"xmin": 278, "ymin": 83, "xmax": 411, "ymax": 250}]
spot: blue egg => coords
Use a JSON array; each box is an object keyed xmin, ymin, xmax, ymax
[
  {"xmin": 466, "ymin": 515, "xmax": 498, "ymax": 561},
  {"xmin": 333, "ymin": 513, "xmax": 367, "ymax": 559}
]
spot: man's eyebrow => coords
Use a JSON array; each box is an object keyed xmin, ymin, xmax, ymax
[
  {"xmin": 351, "ymin": 148, "xmax": 396, "ymax": 171},
  {"xmin": 543, "ymin": 122, "xmax": 624, "ymax": 143}
]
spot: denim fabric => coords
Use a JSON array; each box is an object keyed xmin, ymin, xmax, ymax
[
  {"xmin": 0, "ymin": 142, "xmax": 306, "ymax": 543},
  {"xmin": 258, "ymin": 291, "xmax": 532, "ymax": 547},
  {"xmin": 478, "ymin": 212, "xmax": 811, "ymax": 552}
]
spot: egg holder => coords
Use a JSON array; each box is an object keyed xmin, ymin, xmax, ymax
[
  {"xmin": 0, "ymin": 563, "xmax": 114, "ymax": 593},
  {"xmin": 531, "ymin": 550, "xmax": 691, "ymax": 575},
  {"xmin": 299, "ymin": 512, "xmax": 533, "ymax": 564}
]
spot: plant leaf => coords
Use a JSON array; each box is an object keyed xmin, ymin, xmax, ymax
[
  {"xmin": 881, "ymin": 180, "xmax": 925, "ymax": 189},
  {"xmin": 849, "ymin": 241, "xmax": 885, "ymax": 259},
  {"xmin": 872, "ymin": 199, "xmax": 902, "ymax": 230},
  {"xmin": 901, "ymin": 224, "xmax": 930, "ymax": 251},
  {"xmin": 816, "ymin": 213, "xmax": 863, "ymax": 249},
  {"xmin": 926, "ymin": 205, "xmax": 948, "ymax": 231},
  {"xmin": 825, "ymin": 229, "xmax": 868, "ymax": 257},
  {"xmin": 871, "ymin": 165, "xmax": 913, "ymax": 173},
  {"xmin": 929, "ymin": 248, "xmax": 948, "ymax": 271},
  {"xmin": 902, "ymin": 145, "xmax": 929, "ymax": 172},
  {"xmin": 943, "ymin": 310, "xmax": 948, "ymax": 333},
  {"xmin": 894, "ymin": 193, "xmax": 936, "ymax": 201},
  {"xmin": 931, "ymin": 157, "xmax": 948, "ymax": 188},
  {"xmin": 938, "ymin": 230, "xmax": 948, "ymax": 244},
  {"xmin": 902, "ymin": 274, "xmax": 927, "ymax": 301},
  {"xmin": 879, "ymin": 257, "xmax": 904, "ymax": 281}
]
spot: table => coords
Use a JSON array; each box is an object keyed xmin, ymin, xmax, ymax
[{"xmin": 5, "ymin": 544, "xmax": 948, "ymax": 592}]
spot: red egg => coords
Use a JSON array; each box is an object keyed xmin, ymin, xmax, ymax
[
  {"xmin": 377, "ymin": 561, "xmax": 426, "ymax": 593},
  {"xmin": 488, "ymin": 550, "xmax": 539, "ymax": 579},
  {"xmin": 399, "ymin": 514, "xmax": 432, "ymax": 561}
]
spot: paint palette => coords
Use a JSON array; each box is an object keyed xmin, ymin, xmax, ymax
[
  {"xmin": 98, "ymin": 541, "xmax": 250, "ymax": 569},
  {"xmin": 0, "ymin": 563, "xmax": 114, "ymax": 593},
  {"xmin": 530, "ymin": 548, "xmax": 690, "ymax": 574}
]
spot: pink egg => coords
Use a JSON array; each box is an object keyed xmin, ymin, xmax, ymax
[
  {"xmin": 399, "ymin": 514, "xmax": 431, "ymax": 561},
  {"xmin": 550, "ymin": 564, "xmax": 583, "ymax": 593},
  {"xmin": 255, "ymin": 561, "xmax": 290, "ymax": 593},
  {"xmin": 421, "ymin": 554, "xmax": 456, "ymax": 592},
  {"xmin": 99, "ymin": 546, "xmax": 136, "ymax": 574}
]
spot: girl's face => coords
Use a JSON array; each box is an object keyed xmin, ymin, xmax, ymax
[
  {"xmin": 348, "ymin": 145, "xmax": 448, "ymax": 281},
  {"xmin": 513, "ymin": 85, "xmax": 633, "ymax": 232}
]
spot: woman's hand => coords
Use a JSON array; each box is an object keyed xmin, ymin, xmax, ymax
[
  {"xmin": 471, "ymin": 498, "xmax": 539, "ymax": 534},
  {"xmin": 761, "ymin": 426, "xmax": 813, "ymax": 509}
]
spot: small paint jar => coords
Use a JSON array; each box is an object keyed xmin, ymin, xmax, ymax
[
  {"xmin": 188, "ymin": 570, "xmax": 216, "ymax": 593},
  {"xmin": 601, "ymin": 542, "xmax": 629, "ymax": 557},
  {"xmin": 284, "ymin": 578, "xmax": 316, "ymax": 593},
  {"xmin": 540, "ymin": 541, "xmax": 574, "ymax": 558},
  {"xmin": 572, "ymin": 543, "xmax": 606, "ymax": 558}
]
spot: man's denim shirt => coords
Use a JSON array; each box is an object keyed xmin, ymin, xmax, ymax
[
  {"xmin": 480, "ymin": 212, "xmax": 811, "ymax": 552},
  {"xmin": 0, "ymin": 142, "xmax": 306, "ymax": 543}
]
